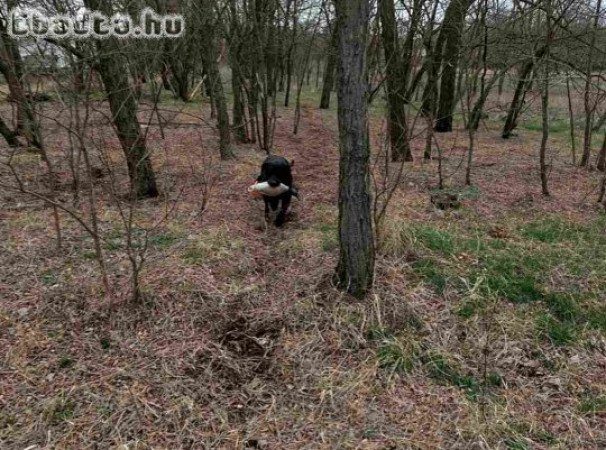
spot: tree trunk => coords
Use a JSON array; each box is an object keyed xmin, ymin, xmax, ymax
[
  {"xmin": 315, "ymin": 57, "xmax": 322, "ymax": 89},
  {"xmin": 580, "ymin": 0, "xmax": 602, "ymax": 167},
  {"xmin": 435, "ymin": 0, "xmax": 474, "ymax": 133},
  {"xmin": 284, "ymin": 0, "xmax": 297, "ymax": 108},
  {"xmin": 539, "ymin": 0, "xmax": 551, "ymax": 197},
  {"xmin": 320, "ymin": 30, "xmax": 337, "ymax": 109},
  {"xmin": 0, "ymin": 116, "xmax": 19, "ymax": 147},
  {"xmin": 161, "ymin": 63, "xmax": 172, "ymax": 91},
  {"xmin": 228, "ymin": 0, "xmax": 249, "ymax": 144},
  {"xmin": 84, "ymin": 0, "xmax": 158, "ymax": 198},
  {"xmin": 231, "ymin": 67, "xmax": 249, "ymax": 143},
  {"xmin": 378, "ymin": 0, "xmax": 412, "ymax": 161},
  {"xmin": 593, "ymin": 111, "xmax": 606, "ymax": 133},
  {"xmin": 333, "ymin": 0, "xmax": 375, "ymax": 299},
  {"xmin": 420, "ymin": 0, "xmax": 441, "ymax": 117},
  {"xmin": 468, "ymin": 72, "xmax": 503, "ymax": 131},
  {"xmin": 200, "ymin": 0, "xmax": 234, "ymax": 160},
  {"xmin": 0, "ymin": 25, "xmax": 41, "ymax": 150},
  {"xmin": 565, "ymin": 73, "xmax": 577, "ymax": 164},
  {"xmin": 497, "ymin": 72, "xmax": 506, "ymax": 99},
  {"xmin": 502, "ymin": 45, "xmax": 546, "ymax": 139},
  {"xmin": 597, "ymin": 132, "xmax": 606, "ymax": 172}
]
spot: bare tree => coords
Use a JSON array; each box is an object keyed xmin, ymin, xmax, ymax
[{"xmin": 83, "ymin": 0, "xmax": 159, "ymax": 198}]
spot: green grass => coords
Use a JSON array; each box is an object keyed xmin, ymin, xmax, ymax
[
  {"xmin": 395, "ymin": 216, "xmax": 606, "ymax": 350},
  {"xmin": 521, "ymin": 118, "xmax": 569, "ymax": 134},
  {"xmin": 587, "ymin": 306, "xmax": 606, "ymax": 332},
  {"xmin": 49, "ymin": 401, "xmax": 75, "ymax": 423},
  {"xmin": 377, "ymin": 341, "xmax": 416, "ymax": 374},
  {"xmin": 58, "ymin": 356, "xmax": 75, "ymax": 369},
  {"xmin": 104, "ymin": 239, "xmax": 122, "ymax": 251},
  {"xmin": 414, "ymin": 226, "xmax": 456, "ymax": 254},
  {"xmin": 579, "ymin": 391, "xmax": 606, "ymax": 415},
  {"xmin": 504, "ymin": 438, "xmax": 530, "ymax": 450},
  {"xmin": 148, "ymin": 232, "xmax": 182, "ymax": 249},
  {"xmin": 477, "ymin": 251, "xmax": 544, "ymax": 304},
  {"xmin": 100, "ymin": 337, "xmax": 111, "ymax": 350},
  {"xmin": 536, "ymin": 313, "xmax": 578, "ymax": 346},
  {"xmin": 544, "ymin": 293, "xmax": 581, "ymax": 323},
  {"xmin": 366, "ymin": 326, "xmax": 393, "ymax": 342},
  {"xmin": 411, "ymin": 258, "xmax": 448, "ymax": 294},
  {"xmin": 423, "ymin": 353, "xmax": 501, "ymax": 400},
  {"xmin": 319, "ymin": 223, "xmax": 338, "ymax": 253},
  {"xmin": 456, "ymin": 299, "xmax": 482, "ymax": 318},
  {"xmin": 519, "ymin": 218, "xmax": 579, "ymax": 243},
  {"xmin": 40, "ymin": 272, "xmax": 58, "ymax": 286},
  {"xmin": 429, "ymin": 185, "xmax": 481, "ymax": 201}
]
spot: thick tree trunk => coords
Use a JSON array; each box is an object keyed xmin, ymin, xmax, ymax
[
  {"xmin": 378, "ymin": 0, "xmax": 412, "ymax": 161},
  {"xmin": 334, "ymin": 0, "xmax": 375, "ymax": 299},
  {"xmin": 320, "ymin": 30, "xmax": 337, "ymax": 109},
  {"xmin": 84, "ymin": 0, "xmax": 158, "ymax": 198},
  {"xmin": 435, "ymin": 0, "xmax": 474, "ymax": 133}
]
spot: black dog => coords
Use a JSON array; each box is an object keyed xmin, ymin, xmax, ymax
[{"xmin": 256, "ymin": 155, "xmax": 298, "ymax": 227}]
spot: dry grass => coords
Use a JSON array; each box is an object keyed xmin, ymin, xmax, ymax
[{"xmin": 1, "ymin": 88, "xmax": 606, "ymax": 449}]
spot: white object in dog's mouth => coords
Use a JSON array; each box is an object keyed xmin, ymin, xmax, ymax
[{"xmin": 248, "ymin": 182, "xmax": 290, "ymax": 197}]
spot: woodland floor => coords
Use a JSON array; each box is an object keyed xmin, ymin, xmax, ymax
[{"xmin": 1, "ymin": 90, "xmax": 606, "ymax": 449}]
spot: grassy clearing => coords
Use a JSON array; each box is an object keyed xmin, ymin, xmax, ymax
[{"xmin": 381, "ymin": 215, "xmax": 606, "ymax": 350}]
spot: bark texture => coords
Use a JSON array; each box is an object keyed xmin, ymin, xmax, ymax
[{"xmin": 334, "ymin": 0, "xmax": 375, "ymax": 299}]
